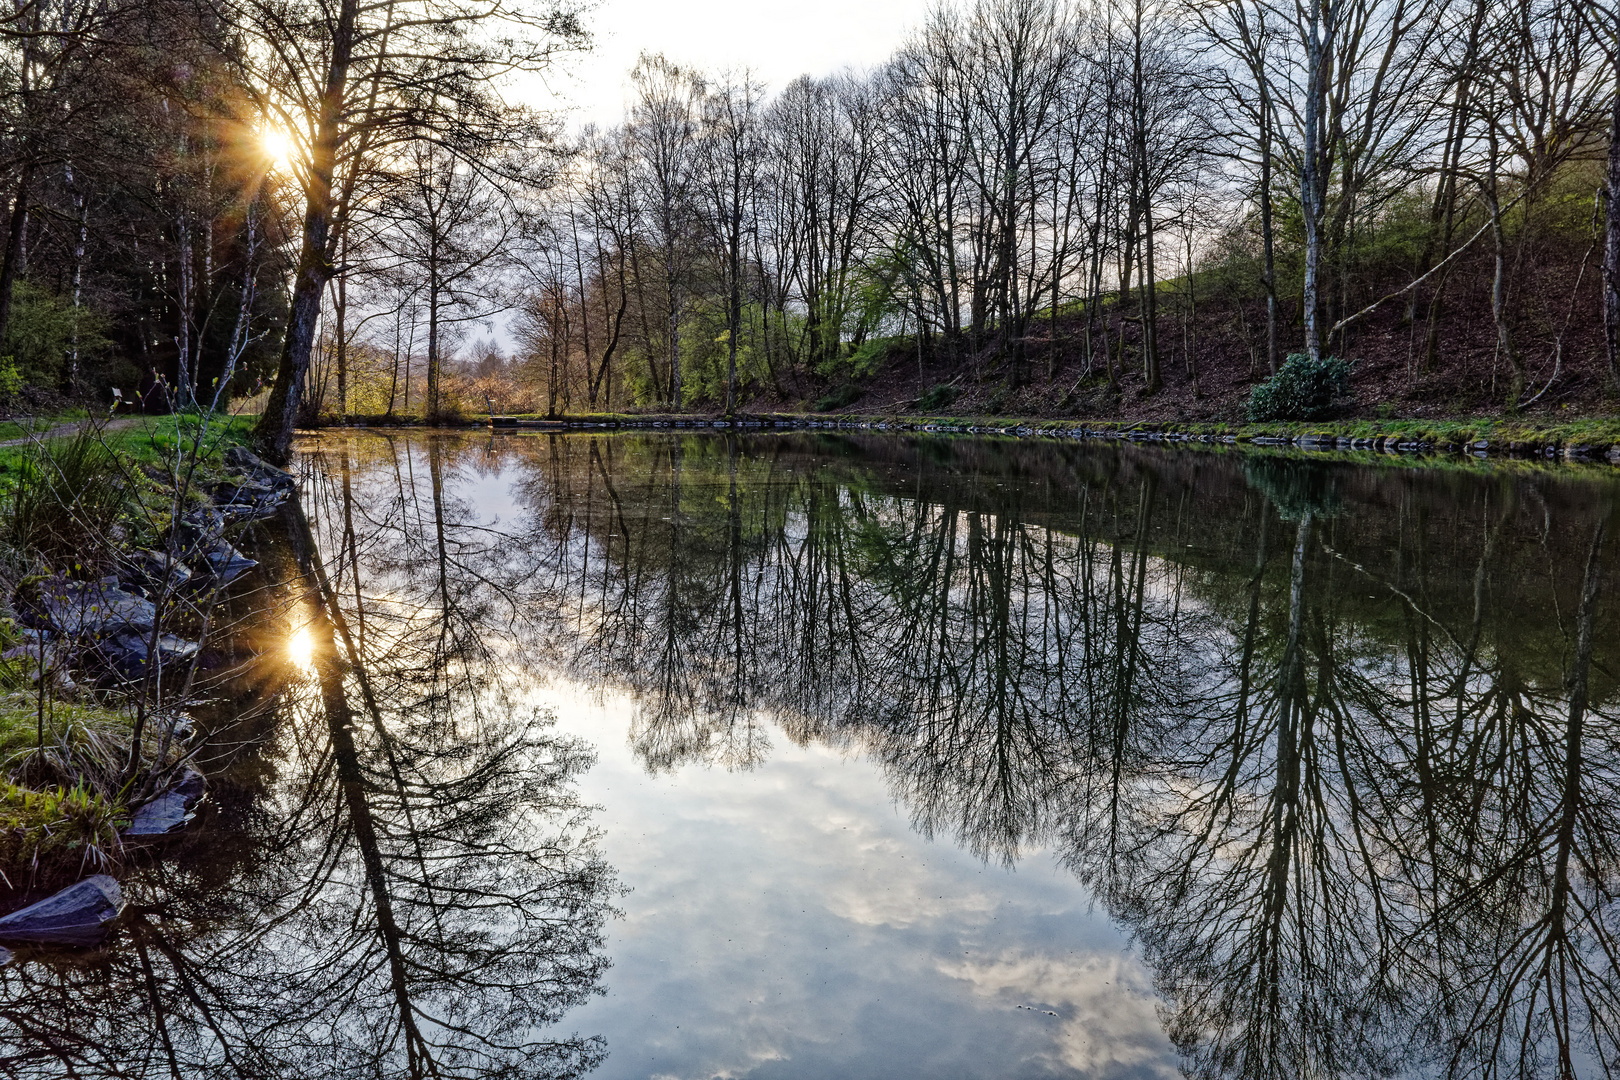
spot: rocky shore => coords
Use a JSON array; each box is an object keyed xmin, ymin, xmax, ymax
[{"xmin": 0, "ymin": 443, "xmax": 298, "ymax": 952}]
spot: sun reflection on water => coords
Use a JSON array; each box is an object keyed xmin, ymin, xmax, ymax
[{"xmin": 287, "ymin": 625, "xmax": 316, "ymax": 676}]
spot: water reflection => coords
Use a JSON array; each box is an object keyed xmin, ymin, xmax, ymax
[
  {"xmin": 5, "ymin": 428, "xmax": 1616, "ymax": 1080},
  {"xmin": 302, "ymin": 430, "xmax": 1613, "ymax": 1080},
  {"xmin": 0, "ymin": 449, "xmax": 617, "ymax": 1078}
]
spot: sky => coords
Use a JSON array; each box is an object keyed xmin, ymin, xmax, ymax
[{"xmin": 541, "ymin": 0, "xmax": 934, "ymax": 130}]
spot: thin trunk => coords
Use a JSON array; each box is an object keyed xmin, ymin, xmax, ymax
[
  {"xmin": 0, "ymin": 160, "xmax": 35, "ymax": 346},
  {"xmin": 1604, "ymin": 59, "xmax": 1620, "ymax": 390}
]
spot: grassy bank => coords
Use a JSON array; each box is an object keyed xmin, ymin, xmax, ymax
[{"xmin": 0, "ymin": 411, "xmax": 264, "ymax": 893}]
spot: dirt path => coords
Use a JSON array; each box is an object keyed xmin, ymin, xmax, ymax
[{"xmin": 0, "ymin": 416, "xmax": 141, "ymax": 449}]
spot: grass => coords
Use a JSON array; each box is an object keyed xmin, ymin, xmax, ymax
[
  {"xmin": 108, "ymin": 411, "xmax": 256, "ymax": 469},
  {"xmin": 0, "ymin": 780, "xmax": 123, "ymax": 885},
  {"xmin": 0, "ymin": 697, "xmax": 141, "ymax": 885}
]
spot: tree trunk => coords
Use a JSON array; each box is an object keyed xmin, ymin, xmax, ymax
[
  {"xmin": 1604, "ymin": 65, "xmax": 1620, "ymax": 391},
  {"xmin": 1301, "ymin": 6, "xmax": 1325, "ymax": 364},
  {"xmin": 1259, "ymin": 96, "xmax": 1279, "ymax": 375},
  {"xmin": 252, "ymin": 0, "xmax": 359, "ymax": 464},
  {"xmin": 0, "ymin": 160, "xmax": 35, "ymax": 346},
  {"xmin": 335, "ymin": 234, "xmax": 348, "ymax": 419}
]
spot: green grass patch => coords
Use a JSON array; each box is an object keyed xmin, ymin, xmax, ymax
[
  {"xmin": 0, "ymin": 780, "xmax": 124, "ymax": 883},
  {"xmin": 108, "ymin": 411, "xmax": 256, "ymax": 469},
  {"xmin": 0, "ymin": 697, "xmax": 138, "ymax": 884}
]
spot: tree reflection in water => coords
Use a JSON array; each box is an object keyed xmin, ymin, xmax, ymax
[
  {"xmin": 482, "ymin": 430, "xmax": 1615, "ymax": 1080},
  {"xmin": 7, "ymin": 428, "xmax": 1614, "ymax": 1080},
  {"xmin": 0, "ymin": 434, "xmax": 617, "ymax": 1079}
]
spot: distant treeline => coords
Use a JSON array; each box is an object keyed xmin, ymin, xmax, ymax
[
  {"xmin": 502, "ymin": 0, "xmax": 1620, "ymax": 417},
  {"xmin": 0, "ymin": 0, "xmax": 1617, "ymax": 443}
]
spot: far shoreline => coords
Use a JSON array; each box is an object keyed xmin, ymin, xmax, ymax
[{"xmin": 303, "ymin": 411, "xmax": 1620, "ymax": 466}]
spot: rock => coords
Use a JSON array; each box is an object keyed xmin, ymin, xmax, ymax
[
  {"xmin": 223, "ymin": 446, "xmax": 295, "ymax": 491},
  {"xmin": 217, "ymin": 490, "xmax": 288, "ymax": 524},
  {"xmin": 210, "ymin": 475, "xmax": 275, "ymax": 501},
  {"xmin": 196, "ymin": 540, "xmax": 257, "ymax": 586},
  {"xmin": 129, "ymin": 549, "xmax": 192, "ymax": 593},
  {"xmin": 94, "ymin": 630, "xmax": 200, "ymax": 677},
  {"xmin": 169, "ymin": 509, "xmax": 226, "ymax": 561},
  {"xmin": 173, "ymin": 767, "xmax": 205, "ymax": 801},
  {"xmin": 0, "ymin": 875, "xmax": 123, "ymax": 946},
  {"xmin": 124, "ymin": 792, "xmax": 192, "ymax": 836},
  {"xmin": 26, "ymin": 576, "xmax": 158, "ymax": 639}
]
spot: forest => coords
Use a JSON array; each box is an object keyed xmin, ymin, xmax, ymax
[{"xmin": 0, "ymin": 0, "xmax": 1617, "ymax": 452}]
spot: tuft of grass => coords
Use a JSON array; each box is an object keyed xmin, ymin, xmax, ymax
[
  {"xmin": 0, "ymin": 425, "xmax": 129, "ymax": 568},
  {"xmin": 0, "ymin": 780, "xmax": 124, "ymax": 884}
]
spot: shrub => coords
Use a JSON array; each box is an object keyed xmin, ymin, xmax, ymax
[
  {"xmin": 813, "ymin": 383, "xmax": 863, "ymax": 412},
  {"xmin": 917, "ymin": 384, "xmax": 959, "ymax": 411},
  {"xmin": 1247, "ymin": 353, "xmax": 1352, "ymax": 422},
  {"xmin": 4, "ymin": 282, "xmax": 109, "ymax": 388}
]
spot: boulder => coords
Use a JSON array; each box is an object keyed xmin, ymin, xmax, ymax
[
  {"xmin": 27, "ymin": 576, "xmax": 157, "ymax": 639},
  {"xmin": 94, "ymin": 630, "xmax": 200, "ymax": 677},
  {"xmin": 124, "ymin": 793, "xmax": 192, "ymax": 837},
  {"xmin": 197, "ymin": 540, "xmax": 257, "ymax": 586},
  {"xmin": 0, "ymin": 875, "xmax": 123, "ymax": 946},
  {"xmin": 123, "ymin": 769, "xmax": 206, "ymax": 838}
]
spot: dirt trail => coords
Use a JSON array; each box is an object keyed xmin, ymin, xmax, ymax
[{"xmin": 0, "ymin": 416, "xmax": 141, "ymax": 449}]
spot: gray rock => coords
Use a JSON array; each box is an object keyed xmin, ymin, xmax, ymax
[
  {"xmin": 124, "ymin": 792, "xmax": 193, "ymax": 837},
  {"xmin": 198, "ymin": 540, "xmax": 258, "ymax": 586},
  {"xmin": 29, "ymin": 576, "xmax": 158, "ymax": 638},
  {"xmin": 223, "ymin": 446, "xmax": 295, "ymax": 491},
  {"xmin": 130, "ymin": 550, "xmax": 192, "ymax": 593},
  {"xmin": 0, "ymin": 875, "xmax": 123, "ymax": 946},
  {"xmin": 172, "ymin": 508, "xmax": 226, "ymax": 557},
  {"xmin": 96, "ymin": 630, "xmax": 200, "ymax": 676}
]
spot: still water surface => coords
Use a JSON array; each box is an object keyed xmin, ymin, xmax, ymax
[{"xmin": 3, "ymin": 430, "xmax": 1619, "ymax": 1079}]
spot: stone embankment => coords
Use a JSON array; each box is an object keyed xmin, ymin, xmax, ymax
[{"xmin": 487, "ymin": 414, "xmax": 1620, "ymax": 464}]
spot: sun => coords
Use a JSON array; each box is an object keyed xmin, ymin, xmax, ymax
[{"xmin": 261, "ymin": 126, "xmax": 295, "ymax": 172}]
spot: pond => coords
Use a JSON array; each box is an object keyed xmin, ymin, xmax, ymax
[{"xmin": 3, "ymin": 430, "xmax": 1618, "ymax": 1080}]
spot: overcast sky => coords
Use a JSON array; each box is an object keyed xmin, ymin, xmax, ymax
[{"xmin": 541, "ymin": 0, "xmax": 933, "ymax": 129}]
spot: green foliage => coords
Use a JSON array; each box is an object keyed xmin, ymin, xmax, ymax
[
  {"xmin": 0, "ymin": 356, "xmax": 22, "ymax": 398},
  {"xmin": 0, "ymin": 780, "xmax": 124, "ymax": 880},
  {"xmin": 847, "ymin": 336, "xmax": 893, "ymax": 377},
  {"xmin": 813, "ymin": 383, "xmax": 864, "ymax": 411},
  {"xmin": 917, "ymin": 384, "xmax": 959, "ymax": 411},
  {"xmin": 1, "ymin": 425, "xmax": 129, "ymax": 566},
  {"xmin": 4, "ymin": 281, "xmax": 109, "ymax": 387},
  {"xmin": 1247, "ymin": 353, "xmax": 1352, "ymax": 422}
]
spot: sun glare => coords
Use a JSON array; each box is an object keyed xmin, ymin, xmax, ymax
[
  {"xmin": 288, "ymin": 625, "xmax": 316, "ymax": 675},
  {"xmin": 261, "ymin": 126, "xmax": 295, "ymax": 171}
]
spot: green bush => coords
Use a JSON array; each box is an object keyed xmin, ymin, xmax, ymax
[
  {"xmin": 917, "ymin": 384, "xmax": 959, "ymax": 411},
  {"xmin": 813, "ymin": 383, "xmax": 863, "ymax": 412},
  {"xmin": 1247, "ymin": 353, "xmax": 1352, "ymax": 422}
]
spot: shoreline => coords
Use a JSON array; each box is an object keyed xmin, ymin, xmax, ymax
[{"xmin": 319, "ymin": 411, "xmax": 1620, "ymax": 465}]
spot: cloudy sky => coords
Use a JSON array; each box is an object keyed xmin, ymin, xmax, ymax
[{"xmin": 544, "ymin": 0, "xmax": 934, "ymax": 129}]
